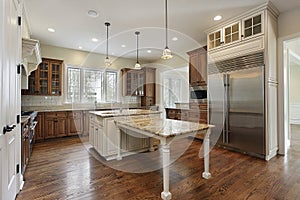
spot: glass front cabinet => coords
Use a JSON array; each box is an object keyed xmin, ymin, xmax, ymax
[
  {"xmin": 207, "ymin": 12, "xmax": 263, "ymax": 51},
  {"xmin": 22, "ymin": 58, "xmax": 63, "ymax": 96}
]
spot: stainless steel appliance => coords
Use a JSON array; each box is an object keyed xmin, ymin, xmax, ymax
[
  {"xmin": 208, "ymin": 52, "xmax": 265, "ymax": 158},
  {"xmin": 21, "ymin": 111, "xmax": 38, "ymax": 160}
]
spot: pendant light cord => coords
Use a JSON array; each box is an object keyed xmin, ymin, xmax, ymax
[
  {"xmin": 105, "ymin": 22, "xmax": 110, "ymax": 59},
  {"xmin": 165, "ymin": 0, "xmax": 168, "ymax": 49},
  {"xmin": 135, "ymin": 31, "xmax": 140, "ymax": 63}
]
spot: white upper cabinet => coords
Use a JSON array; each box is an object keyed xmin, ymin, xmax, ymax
[
  {"xmin": 242, "ymin": 12, "xmax": 264, "ymax": 39},
  {"xmin": 207, "ymin": 11, "xmax": 264, "ymax": 51}
]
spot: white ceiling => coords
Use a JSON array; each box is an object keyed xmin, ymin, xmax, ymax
[{"xmin": 24, "ymin": 0, "xmax": 300, "ymax": 62}]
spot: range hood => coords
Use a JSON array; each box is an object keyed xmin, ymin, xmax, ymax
[{"xmin": 21, "ymin": 38, "xmax": 42, "ymax": 89}]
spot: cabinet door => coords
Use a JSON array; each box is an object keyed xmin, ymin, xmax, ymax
[
  {"xmin": 189, "ymin": 53, "xmax": 200, "ymax": 86},
  {"xmin": 56, "ymin": 118, "xmax": 67, "ymax": 137},
  {"xmin": 44, "ymin": 118, "xmax": 56, "ymax": 139},
  {"xmin": 34, "ymin": 113, "xmax": 44, "ymax": 141},
  {"xmin": 223, "ymin": 22, "xmax": 241, "ymax": 45},
  {"xmin": 50, "ymin": 61, "xmax": 62, "ymax": 95},
  {"xmin": 242, "ymin": 13, "xmax": 263, "ymax": 39},
  {"xmin": 208, "ymin": 29, "xmax": 222, "ymax": 50},
  {"xmin": 105, "ymin": 119, "xmax": 118, "ymax": 156},
  {"xmin": 67, "ymin": 111, "xmax": 83, "ymax": 136},
  {"xmin": 89, "ymin": 121, "xmax": 94, "ymax": 146},
  {"xmin": 39, "ymin": 62, "xmax": 49, "ymax": 95},
  {"xmin": 83, "ymin": 111, "xmax": 90, "ymax": 136},
  {"xmin": 198, "ymin": 52, "xmax": 207, "ymax": 85}
]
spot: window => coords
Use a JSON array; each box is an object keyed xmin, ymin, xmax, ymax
[
  {"xmin": 162, "ymin": 67, "xmax": 189, "ymax": 108},
  {"xmin": 66, "ymin": 66, "xmax": 117, "ymax": 103},
  {"xmin": 163, "ymin": 78, "xmax": 182, "ymax": 108}
]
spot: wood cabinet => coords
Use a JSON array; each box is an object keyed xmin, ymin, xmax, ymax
[
  {"xmin": 165, "ymin": 104, "xmax": 208, "ymax": 124},
  {"xmin": 207, "ymin": 12, "xmax": 263, "ymax": 51},
  {"xmin": 83, "ymin": 111, "xmax": 90, "ymax": 136},
  {"xmin": 67, "ymin": 111, "xmax": 83, "ymax": 136},
  {"xmin": 34, "ymin": 112, "xmax": 44, "ymax": 142},
  {"xmin": 44, "ymin": 112, "xmax": 67, "ymax": 139},
  {"xmin": 141, "ymin": 67, "xmax": 156, "ymax": 107},
  {"xmin": 187, "ymin": 47, "xmax": 207, "ymax": 86},
  {"xmin": 121, "ymin": 68, "xmax": 144, "ymax": 96},
  {"xmin": 22, "ymin": 58, "xmax": 63, "ymax": 96},
  {"xmin": 121, "ymin": 67, "xmax": 156, "ymax": 107}
]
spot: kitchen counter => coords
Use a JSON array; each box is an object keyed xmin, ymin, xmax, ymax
[
  {"xmin": 21, "ymin": 103, "xmax": 140, "ymax": 113},
  {"xmin": 89, "ymin": 109, "xmax": 162, "ymax": 118},
  {"xmin": 89, "ymin": 109, "xmax": 162, "ymax": 160},
  {"xmin": 115, "ymin": 117, "xmax": 209, "ymax": 138},
  {"xmin": 114, "ymin": 118, "xmax": 212, "ymax": 200}
]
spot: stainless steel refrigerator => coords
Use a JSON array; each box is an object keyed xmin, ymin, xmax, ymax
[{"xmin": 208, "ymin": 52, "xmax": 265, "ymax": 158}]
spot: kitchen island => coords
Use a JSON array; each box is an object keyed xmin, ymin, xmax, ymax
[
  {"xmin": 89, "ymin": 109, "xmax": 162, "ymax": 160},
  {"xmin": 114, "ymin": 117, "xmax": 212, "ymax": 200}
]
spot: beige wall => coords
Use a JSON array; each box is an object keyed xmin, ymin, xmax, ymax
[
  {"xmin": 278, "ymin": 7, "xmax": 300, "ymax": 38},
  {"xmin": 290, "ymin": 62, "xmax": 300, "ymax": 104},
  {"xmin": 22, "ymin": 44, "xmax": 140, "ymax": 108},
  {"xmin": 40, "ymin": 44, "xmax": 136, "ymax": 70}
]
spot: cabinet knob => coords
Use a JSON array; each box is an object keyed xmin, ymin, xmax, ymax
[{"xmin": 241, "ymin": 35, "xmax": 244, "ymax": 38}]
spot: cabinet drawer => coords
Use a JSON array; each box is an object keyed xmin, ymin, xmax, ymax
[
  {"xmin": 45, "ymin": 112, "xmax": 67, "ymax": 118},
  {"xmin": 68, "ymin": 111, "xmax": 82, "ymax": 118}
]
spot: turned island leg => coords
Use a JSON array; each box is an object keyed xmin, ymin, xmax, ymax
[
  {"xmin": 202, "ymin": 128, "xmax": 211, "ymax": 179},
  {"xmin": 161, "ymin": 140, "xmax": 172, "ymax": 200}
]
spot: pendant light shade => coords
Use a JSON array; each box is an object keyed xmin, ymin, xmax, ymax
[
  {"xmin": 104, "ymin": 22, "xmax": 111, "ymax": 67},
  {"xmin": 161, "ymin": 0, "xmax": 173, "ymax": 60},
  {"xmin": 134, "ymin": 31, "xmax": 141, "ymax": 69}
]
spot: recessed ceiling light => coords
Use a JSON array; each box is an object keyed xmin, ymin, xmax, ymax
[
  {"xmin": 87, "ymin": 10, "xmax": 99, "ymax": 18},
  {"xmin": 78, "ymin": 46, "xmax": 82, "ymax": 49},
  {"xmin": 172, "ymin": 37, "xmax": 178, "ymax": 41},
  {"xmin": 47, "ymin": 28, "xmax": 55, "ymax": 33},
  {"xmin": 121, "ymin": 44, "xmax": 126, "ymax": 48},
  {"xmin": 92, "ymin": 38, "xmax": 99, "ymax": 42},
  {"xmin": 147, "ymin": 50, "xmax": 152, "ymax": 53},
  {"xmin": 214, "ymin": 15, "xmax": 222, "ymax": 21}
]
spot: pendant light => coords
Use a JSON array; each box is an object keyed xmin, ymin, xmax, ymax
[
  {"xmin": 161, "ymin": 0, "xmax": 173, "ymax": 59},
  {"xmin": 104, "ymin": 22, "xmax": 111, "ymax": 67},
  {"xmin": 134, "ymin": 31, "xmax": 141, "ymax": 69}
]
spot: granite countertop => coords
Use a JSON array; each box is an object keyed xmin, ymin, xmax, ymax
[
  {"xmin": 21, "ymin": 116, "xmax": 30, "ymax": 124},
  {"xmin": 115, "ymin": 117, "xmax": 210, "ymax": 138},
  {"xmin": 89, "ymin": 109, "xmax": 162, "ymax": 118}
]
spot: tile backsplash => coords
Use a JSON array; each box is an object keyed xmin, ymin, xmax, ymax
[
  {"xmin": 21, "ymin": 95, "xmax": 64, "ymax": 106},
  {"xmin": 21, "ymin": 95, "xmax": 141, "ymax": 111}
]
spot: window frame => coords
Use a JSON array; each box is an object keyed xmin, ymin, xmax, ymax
[{"xmin": 65, "ymin": 65, "xmax": 118, "ymax": 103}]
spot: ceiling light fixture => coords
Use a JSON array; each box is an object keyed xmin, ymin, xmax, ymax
[
  {"xmin": 92, "ymin": 38, "xmax": 99, "ymax": 42},
  {"xmin": 172, "ymin": 37, "xmax": 178, "ymax": 41},
  {"xmin": 78, "ymin": 46, "xmax": 83, "ymax": 49},
  {"xmin": 121, "ymin": 44, "xmax": 126, "ymax": 48},
  {"xmin": 134, "ymin": 31, "xmax": 141, "ymax": 69},
  {"xmin": 47, "ymin": 28, "xmax": 55, "ymax": 33},
  {"xmin": 147, "ymin": 50, "xmax": 152, "ymax": 53},
  {"xmin": 104, "ymin": 22, "xmax": 111, "ymax": 67},
  {"xmin": 214, "ymin": 15, "xmax": 222, "ymax": 21},
  {"xmin": 161, "ymin": 0, "xmax": 173, "ymax": 60},
  {"xmin": 87, "ymin": 10, "xmax": 99, "ymax": 18}
]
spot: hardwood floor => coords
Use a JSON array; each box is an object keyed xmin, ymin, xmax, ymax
[{"xmin": 17, "ymin": 136, "xmax": 300, "ymax": 200}]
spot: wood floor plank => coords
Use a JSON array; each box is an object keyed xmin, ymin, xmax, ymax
[{"xmin": 16, "ymin": 136, "xmax": 300, "ymax": 200}]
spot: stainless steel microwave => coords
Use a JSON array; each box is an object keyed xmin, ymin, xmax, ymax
[{"xmin": 190, "ymin": 89, "xmax": 207, "ymax": 99}]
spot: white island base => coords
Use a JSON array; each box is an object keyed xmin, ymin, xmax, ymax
[{"xmin": 115, "ymin": 117, "xmax": 212, "ymax": 200}]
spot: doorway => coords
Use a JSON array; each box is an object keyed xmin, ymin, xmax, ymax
[
  {"xmin": 280, "ymin": 36, "xmax": 300, "ymax": 154},
  {"xmin": 286, "ymin": 38, "xmax": 300, "ymax": 150}
]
